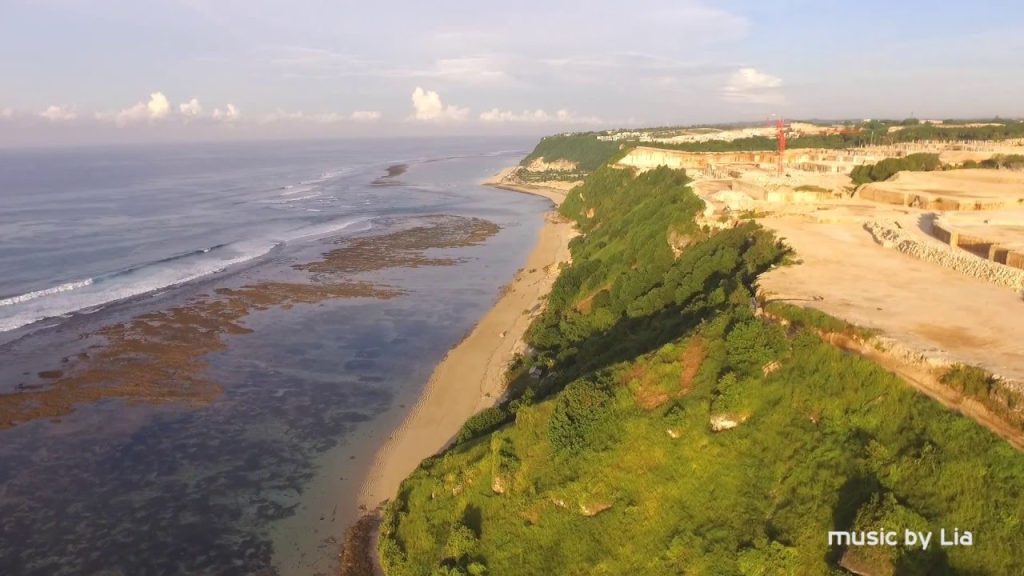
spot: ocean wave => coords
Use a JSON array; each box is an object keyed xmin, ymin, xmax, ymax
[
  {"xmin": 278, "ymin": 216, "xmax": 372, "ymax": 243},
  {"xmin": 276, "ymin": 193, "xmax": 322, "ymax": 203},
  {"xmin": 0, "ymin": 218, "xmax": 373, "ymax": 334},
  {"xmin": 0, "ymin": 241, "xmax": 278, "ymax": 334},
  {"xmin": 0, "ymin": 278, "xmax": 94, "ymax": 307},
  {"xmin": 279, "ymin": 184, "xmax": 314, "ymax": 197}
]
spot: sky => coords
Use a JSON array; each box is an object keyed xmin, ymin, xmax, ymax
[{"xmin": 2, "ymin": 0, "xmax": 1023, "ymax": 146}]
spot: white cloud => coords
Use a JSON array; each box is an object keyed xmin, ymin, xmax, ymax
[
  {"xmin": 260, "ymin": 109, "xmax": 335, "ymax": 124},
  {"xmin": 212, "ymin": 103, "xmax": 241, "ymax": 122},
  {"xmin": 114, "ymin": 92, "xmax": 172, "ymax": 126},
  {"xmin": 315, "ymin": 112, "xmax": 346, "ymax": 123},
  {"xmin": 350, "ymin": 110, "xmax": 381, "ymax": 121},
  {"xmin": 261, "ymin": 109, "xmax": 307, "ymax": 123},
  {"xmin": 261, "ymin": 109, "xmax": 383, "ymax": 124},
  {"xmin": 179, "ymin": 98, "xmax": 203, "ymax": 118},
  {"xmin": 479, "ymin": 108, "xmax": 603, "ymax": 124},
  {"xmin": 1, "ymin": 107, "xmax": 12, "ymax": 119},
  {"xmin": 147, "ymin": 92, "xmax": 171, "ymax": 119},
  {"xmin": 39, "ymin": 105, "xmax": 77, "ymax": 122},
  {"xmin": 114, "ymin": 105, "xmax": 147, "ymax": 125},
  {"xmin": 722, "ymin": 67, "xmax": 784, "ymax": 104},
  {"xmin": 410, "ymin": 87, "xmax": 468, "ymax": 121}
]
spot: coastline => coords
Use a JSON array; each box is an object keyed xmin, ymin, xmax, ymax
[
  {"xmin": 480, "ymin": 166, "xmax": 578, "ymax": 205},
  {"xmin": 351, "ymin": 168, "xmax": 575, "ymax": 564}
]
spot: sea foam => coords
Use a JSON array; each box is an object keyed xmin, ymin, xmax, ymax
[
  {"xmin": 0, "ymin": 278, "xmax": 95, "ymax": 307},
  {"xmin": 0, "ymin": 217, "xmax": 372, "ymax": 334}
]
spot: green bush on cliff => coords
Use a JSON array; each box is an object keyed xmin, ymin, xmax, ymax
[
  {"xmin": 548, "ymin": 373, "xmax": 617, "ymax": 453},
  {"xmin": 454, "ymin": 406, "xmax": 509, "ymax": 445},
  {"xmin": 379, "ymin": 155, "xmax": 1024, "ymax": 575},
  {"xmin": 520, "ymin": 133, "xmax": 621, "ymax": 172}
]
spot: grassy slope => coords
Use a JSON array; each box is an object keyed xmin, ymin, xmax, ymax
[
  {"xmin": 380, "ymin": 152, "xmax": 1024, "ymax": 576},
  {"xmin": 520, "ymin": 133, "xmax": 622, "ymax": 173}
]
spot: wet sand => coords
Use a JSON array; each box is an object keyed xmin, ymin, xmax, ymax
[{"xmin": 356, "ymin": 170, "xmax": 575, "ymax": 518}]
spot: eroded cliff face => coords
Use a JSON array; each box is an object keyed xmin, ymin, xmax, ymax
[
  {"xmin": 527, "ymin": 157, "xmax": 578, "ymax": 172},
  {"xmin": 615, "ymin": 147, "xmax": 693, "ymax": 172}
]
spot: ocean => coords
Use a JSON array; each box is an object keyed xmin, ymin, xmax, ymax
[{"xmin": 0, "ymin": 137, "xmax": 548, "ymax": 575}]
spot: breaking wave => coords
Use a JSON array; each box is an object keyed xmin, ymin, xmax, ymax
[{"xmin": 0, "ymin": 217, "xmax": 369, "ymax": 334}]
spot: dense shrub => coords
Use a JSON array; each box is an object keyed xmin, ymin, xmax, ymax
[
  {"xmin": 454, "ymin": 406, "xmax": 509, "ymax": 445},
  {"xmin": 977, "ymin": 154, "xmax": 1024, "ymax": 170},
  {"xmin": 941, "ymin": 364, "xmax": 997, "ymax": 397},
  {"xmin": 548, "ymin": 374, "xmax": 616, "ymax": 452},
  {"xmin": 724, "ymin": 319, "xmax": 787, "ymax": 375},
  {"xmin": 850, "ymin": 153, "xmax": 941, "ymax": 184}
]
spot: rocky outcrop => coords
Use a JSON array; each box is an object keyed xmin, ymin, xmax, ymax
[
  {"xmin": 527, "ymin": 158, "xmax": 578, "ymax": 172},
  {"xmin": 709, "ymin": 415, "xmax": 740, "ymax": 432},
  {"xmin": 579, "ymin": 502, "xmax": 612, "ymax": 517},
  {"xmin": 667, "ymin": 229, "xmax": 693, "ymax": 258},
  {"xmin": 865, "ymin": 220, "xmax": 1024, "ymax": 292},
  {"xmin": 491, "ymin": 474, "xmax": 507, "ymax": 495}
]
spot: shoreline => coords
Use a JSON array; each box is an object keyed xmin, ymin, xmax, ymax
[
  {"xmin": 351, "ymin": 168, "xmax": 575, "ymax": 568},
  {"xmin": 480, "ymin": 166, "xmax": 576, "ymax": 205}
]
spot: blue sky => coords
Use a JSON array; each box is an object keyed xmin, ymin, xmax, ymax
[{"xmin": 2, "ymin": 0, "xmax": 1023, "ymax": 144}]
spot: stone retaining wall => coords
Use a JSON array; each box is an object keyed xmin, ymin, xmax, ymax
[{"xmin": 865, "ymin": 220, "xmax": 1024, "ymax": 292}]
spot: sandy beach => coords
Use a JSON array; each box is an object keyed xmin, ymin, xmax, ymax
[{"xmin": 356, "ymin": 169, "xmax": 574, "ymax": 513}]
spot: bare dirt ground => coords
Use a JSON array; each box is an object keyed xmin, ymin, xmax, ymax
[
  {"xmin": 759, "ymin": 210, "xmax": 1024, "ymax": 383},
  {"xmin": 862, "ymin": 169, "xmax": 1024, "ymax": 208}
]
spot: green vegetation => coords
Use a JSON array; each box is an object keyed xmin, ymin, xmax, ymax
[
  {"xmin": 513, "ymin": 169, "xmax": 585, "ymax": 184},
  {"xmin": 893, "ymin": 120, "xmax": 1024, "ymax": 142},
  {"xmin": 850, "ymin": 153, "xmax": 942, "ymax": 185},
  {"xmin": 621, "ymin": 119, "xmax": 1024, "ymax": 155},
  {"xmin": 764, "ymin": 301, "xmax": 876, "ymax": 340},
  {"xmin": 960, "ymin": 154, "xmax": 1024, "ymax": 170},
  {"xmin": 380, "ymin": 156, "xmax": 1024, "ymax": 575},
  {"xmin": 520, "ymin": 133, "xmax": 622, "ymax": 172},
  {"xmin": 847, "ymin": 149, "xmax": 1022, "ymax": 187},
  {"xmin": 941, "ymin": 364, "xmax": 1024, "ymax": 429},
  {"xmin": 640, "ymin": 132, "xmax": 882, "ymax": 153},
  {"xmin": 841, "ymin": 492, "xmax": 949, "ymax": 574},
  {"xmin": 793, "ymin": 184, "xmax": 830, "ymax": 193}
]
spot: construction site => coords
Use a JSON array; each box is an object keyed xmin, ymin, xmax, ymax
[{"xmin": 601, "ymin": 122, "xmax": 1024, "ymax": 436}]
